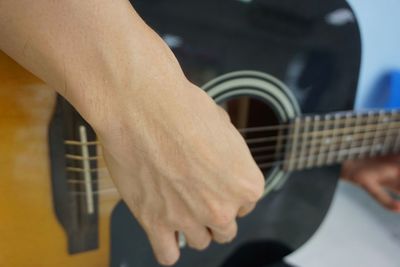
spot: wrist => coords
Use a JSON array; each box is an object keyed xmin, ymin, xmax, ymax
[{"xmin": 64, "ymin": 28, "xmax": 185, "ymax": 137}]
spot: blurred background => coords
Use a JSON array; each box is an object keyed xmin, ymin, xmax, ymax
[{"xmin": 287, "ymin": 0, "xmax": 400, "ymax": 266}]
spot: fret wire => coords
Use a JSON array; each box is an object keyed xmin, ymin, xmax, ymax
[
  {"xmin": 359, "ymin": 111, "xmax": 375, "ymax": 159},
  {"xmin": 394, "ymin": 122, "xmax": 400, "ymax": 152},
  {"xmin": 382, "ymin": 110, "xmax": 397, "ymax": 155},
  {"xmin": 283, "ymin": 117, "xmax": 400, "ymax": 170},
  {"xmin": 336, "ymin": 113, "xmax": 352, "ymax": 162},
  {"xmin": 284, "ymin": 117, "xmax": 301, "ymax": 172},
  {"xmin": 348, "ymin": 113, "xmax": 362, "ymax": 160},
  {"xmin": 369, "ymin": 111, "xmax": 386, "ymax": 157},
  {"xmin": 281, "ymin": 132, "xmax": 398, "ymax": 162},
  {"xmin": 246, "ymin": 127, "xmax": 400, "ymax": 157},
  {"xmin": 273, "ymin": 127, "xmax": 285, "ymax": 164},
  {"xmin": 238, "ymin": 109, "xmax": 400, "ymax": 133},
  {"xmin": 258, "ymin": 143, "xmax": 397, "ymax": 170},
  {"xmin": 245, "ymin": 119, "xmax": 400, "ymax": 147},
  {"xmin": 296, "ymin": 116, "xmax": 311, "ymax": 170},
  {"xmin": 306, "ymin": 115, "xmax": 320, "ymax": 168},
  {"xmin": 317, "ymin": 114, "xmax": 332, "ymax": 167},
  {"xmin": 326, "ymin": 114, "xmax": 341, "ymax": 165}
]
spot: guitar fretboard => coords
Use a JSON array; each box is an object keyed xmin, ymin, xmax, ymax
[{"xmin": 282, "ymin": 109, "xmax": 400, "ymax": 172}]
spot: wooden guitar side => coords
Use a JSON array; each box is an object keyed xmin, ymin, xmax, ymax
[{"xmin": 0, "ymin": 51, "xmax": 119, "ymax": 266}]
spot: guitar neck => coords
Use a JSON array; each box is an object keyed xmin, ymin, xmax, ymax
[{"xmin": 282, "ymin": 109, "xmax": 400, "ymax": 172}]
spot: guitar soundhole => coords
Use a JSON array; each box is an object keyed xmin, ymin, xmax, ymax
[{"xmin": 221, "ymin": 96, "xmax": 283, "ymax": 175}]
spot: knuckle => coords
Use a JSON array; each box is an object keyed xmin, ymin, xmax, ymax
[
  {"xmin": 168, "ymin": 214, "xmax": 190, "ymax": 229},
  {"xmin": 209, "ymin": 209, "xmax": 234, "ymax": 228},
  {"xmin": 180, "ymin": 217, "xmax": 193, "ymax": 229},
  {"xmin": 244, "ymin": 183, "xmax": 264, "ymax": 202},
  {"xmin": 240, "ymin": 177, "xmax": 265, "ymax": 202}
]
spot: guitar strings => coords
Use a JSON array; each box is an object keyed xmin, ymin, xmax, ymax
[
  {"xmin": 63, "ymin": 119, "xmax": 400, "ymax": 149},
  {"xmin": 68, "ymin": 142, "xmax": 392, "ymax": 196},
  {"xmin": 65, "ymin": 124, "xmax": 400, "ymax": 175},
  {"xmin": 244, "ymin": 124, "xmax": 399, "ymax": 147},
  {"xmin": 240, "ymin": 111, "xmax": 400, "ymax": 140},
  {"xmin": 66, "ymin": 134, "xmax": 399, "ymax": 194},
  {"xmin": 64, "ymin": 112, "xmax": 400, "ymax": 195},
  {"xmin": 238, "ymin": 110, "xmax": 400, "ymax": 133},
  {"xmin": 65, "ymin": 113, "xmax": 397, "ymax": 147},
  {"xmin": 65, "ymin": 124, "xmax": 400, "ymax": 169},
  {"xmin": 64, "ymin": 125, "xmax": 400, "ymax": 168},
  {"xmin": 67, "ymin": 129, "xmax": 399, "ymax": 174}
]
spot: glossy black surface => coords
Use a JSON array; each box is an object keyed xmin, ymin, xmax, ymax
[{"xmin": 111, "ymin": 0, "xmax": 361, "ymax": 266}]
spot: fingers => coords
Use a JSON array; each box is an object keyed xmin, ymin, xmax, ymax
[
  {"xmin": 209, "ymin": 220, "xmax": 238, "ymax": 244},
  {"xmin": 343, "ymin": 159, "xmax": 400, "ymax": 212},
  {"xmin": 354, "ymin": 166, "xmax": 398, "ymax": 211},
  {"xmin": 145, "ymin": 224, "xmax": 180, "ymax": 266},
  {"xmin": 181, "ymin": 223, "xmax": 212, "ymax": 250},
  {"xmin": 361, "ymin": 177, "xmax": 397, "ymax": 210}
]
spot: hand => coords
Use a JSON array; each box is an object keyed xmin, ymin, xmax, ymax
[
  {"xmin": 341, "ymin": 156, "xmax": 400, "ymax": 212},
  {"xmin": 95, "ymin": 47, "xmax": 264, "ymax": 265}
]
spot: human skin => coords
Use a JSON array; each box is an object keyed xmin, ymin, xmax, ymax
[
  {"xmin": 0, "ymin": 0, "xmax": 265, "ymax": 265},
  {"xmin": 342, "ymin": 156, "xmax": 400, "ymax": 212}
]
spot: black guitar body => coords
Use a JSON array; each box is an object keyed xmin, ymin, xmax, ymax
[{"xmin": 110, "ymin": 0, "xmax": 361, "ymax": 266}]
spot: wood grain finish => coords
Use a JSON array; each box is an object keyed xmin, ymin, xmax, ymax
[{"xmin": 0, "ymin": 51, "xmax": 119, "ymax": 266}]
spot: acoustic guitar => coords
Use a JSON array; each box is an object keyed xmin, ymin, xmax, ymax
[{"xmin": 0, "ymin": 0, "xmax": 384, "ymax": 266}]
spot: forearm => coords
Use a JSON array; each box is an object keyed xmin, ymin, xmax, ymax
[{"xmin": 0, "ymin": 0, "xmax": 184, "ymax": 130}]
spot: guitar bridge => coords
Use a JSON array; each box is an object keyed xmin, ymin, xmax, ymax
[{"xmin": 48, "ymin": 95, "xmax": 99, "ymax": 254}]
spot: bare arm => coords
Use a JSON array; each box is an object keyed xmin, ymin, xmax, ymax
[{"xmin": 0, "ymin": 1, "xmax": 264, "ymax": 265}]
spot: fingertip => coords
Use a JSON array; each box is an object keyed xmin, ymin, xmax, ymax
[
  {"xmin": 392, "ymin": 202, "xmax": 400, "ymax": 213},
  {"xmin": 146, "ymin": 226, "xmax": 180, "ymax": 266},
  {"xmin": 158, "ymin": 249, "xmax": 180, "ymax": 266}
]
